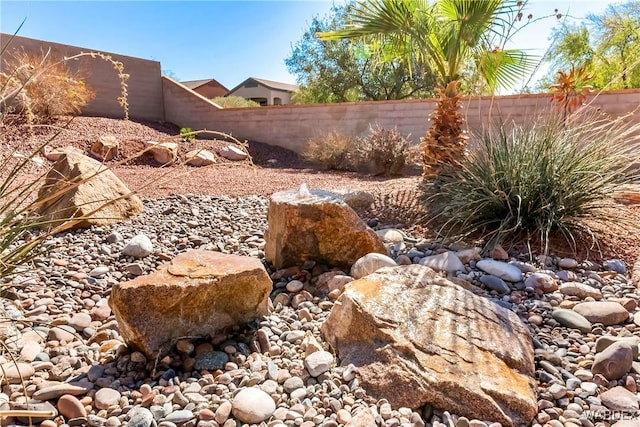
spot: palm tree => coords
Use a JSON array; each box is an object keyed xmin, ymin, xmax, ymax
[{"xmin": 318, "ymin": 0, "xmax": 536, "ymax": 178}]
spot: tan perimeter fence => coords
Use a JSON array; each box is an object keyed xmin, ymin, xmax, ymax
[{"xmin": 3, "ymin": 33, "xmax": 640, "ymax": 154}]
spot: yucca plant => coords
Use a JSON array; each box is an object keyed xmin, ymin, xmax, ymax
[{"xmin": 421, "ymin": 108, "xmax": 640, "ymax": 255}]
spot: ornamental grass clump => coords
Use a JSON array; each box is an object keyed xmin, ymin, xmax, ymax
[{"xmin": 421, "ymin": 108, "xmax": 640, "ymax": 255}]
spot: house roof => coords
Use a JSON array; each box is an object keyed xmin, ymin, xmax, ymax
[
  {"xmin": 180, "ymin": 78, "xmax": 228, "ymax": 91},
  {"xmin": 226, "ymin": 77, "xmax": 299, "ymax": 95}
]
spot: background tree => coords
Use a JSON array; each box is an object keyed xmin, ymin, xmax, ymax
[
  {"xmin": 541, "ymin": 1, "xmax": 640, "ymax": 90},
  {"xmin": 319, "ymin": 0, "xmax": 536, "ymax": 178},
  {"xmin": 286, "ymin": 3, "xmax": 437, "ymax": 104}
]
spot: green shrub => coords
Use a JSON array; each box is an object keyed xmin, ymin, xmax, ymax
[
  {"xmin": 421, "ymin": 109, "xmax": 640, "ymax": 254},
  {"xmin": 302, "ymin": 130, "xmax": 356, "ymax": 171},
  {"xmin": 180, "ymin": 127, "xmax": 196, "ymax": 141},
  {"xmin": 211, "ymin": 96, "xmax": 260, "ymax": 108},
  {"xmin": 353, "ymin": 125, "xmax": 410, "ymax": 176}
]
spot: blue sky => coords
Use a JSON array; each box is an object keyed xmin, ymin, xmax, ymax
[{"xmin": 1, "ymin": 1, "xmax": 611, "ymax": 92}]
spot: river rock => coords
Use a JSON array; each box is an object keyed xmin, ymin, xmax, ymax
[
  {"xmin": 558, "ymin": 282, "xmax": 603, "ymax": 300},
  {"xmin": 551, "ymin": 309, "xmax": 592, "ymax": 333},
  {"xmin": 592, "ymin": 341, "xmax": 634, "ymax": 380},
  {"xmin": 599, "ymin": 386, "xmax": 639, "ymax": 411},
  {"xmin": 57, "ymin": 394, "xmax": 87, "ymax": 419},
  {"xmin": 122, "ymin": 234, "xmax": 154, "ymax": 258},
  {"xmin": 525, "ymin": 273, "xmax": 557, "ymax": 293},
  {"xmin": 350, "ymin": 253, "xmax": 397, "ymax": 279},
  {"xmin": 476, "ymin": 260, "xmax": 523, "ymax": 282},
  {"xmin": 36, "ymin": 148, "xmax": 143, "ymax": 231},
  {"xmin": 322, "ymin": 264, "xmax": 536, "ymax": 426},
  {"xmin": 231, "ymin": 388, "xmax": 276, "ymax": 424},
  {"xmin": 573, "ymin": 302, "xmax": 630, "ymax": 326},
  {"xmin": 1, "ymin": 362, "xmax": 35, "ymax": 383},
  {"xmin": 304, "ymin": 350, "xmax": 334, "ymax": 377},
  {"xmin": 419, "ymin": 251, "xmax": 465, "ymax": 273},
  {"xmin": 264, "ymin": 187, "xmax": 386, "ymax": 269},
  {"xmin": 595, "ymin": 336, "xmax": 640, "ymax": 359},
  {"xmin": 110, "ymin": 250, "xmax": 272, "ymax": 357}
]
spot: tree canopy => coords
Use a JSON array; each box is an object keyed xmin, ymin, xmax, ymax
[
  {"xmin": 285, "ymin": 3, "xmax": 438, "ymax": 103},
  {"xmin": 541, "ymin": 1, "xmax": 640, "ymax": 90}
]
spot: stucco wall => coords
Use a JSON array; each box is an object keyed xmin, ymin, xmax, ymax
[
  {"xmin": 0, "ymin": 33, "xmax": 164, "ymax": 120},
  {"xmin": 199, "ymin": 89, "xmax": 640, "ymax": 154}
]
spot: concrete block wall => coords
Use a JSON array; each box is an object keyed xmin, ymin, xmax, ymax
[
  {"xmin": 162, "ymin": 77, "xmax": 222, "ymax": 130},
  {"xmin": 0, "ymin": 33, "xmax": 164, "ymax": 121}
]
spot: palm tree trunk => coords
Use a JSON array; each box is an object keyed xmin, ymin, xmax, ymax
[{"xmin": 420, "ymin": 81, "xmax": 468, "ymax": 179}]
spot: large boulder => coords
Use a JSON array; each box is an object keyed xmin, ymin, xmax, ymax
[
  {"xmin": 36, "ymin": 148, "xmax": 143, "ymax": 231},
  {"xmin": 110, "ymin": 250, "xmax": 271, "ymax": 357},
  {"xmin": 265, "ymin": 187, "xmax": 386, "ymax": 269},
  {"xmin": 322, "ymin": 264, "xmax": 537, "ymax": 427}
]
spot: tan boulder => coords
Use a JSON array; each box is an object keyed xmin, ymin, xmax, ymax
[
  {"xmin": 265, "ymin": 187, "xmax": 386, "ymax": 269},
  {"xmin": 110, "ymin": 250, "xmax": 272, "ymax": 358},
  {"xmin": 322, "ymin": 264, "xmax": 537, "ymax": 427},
  {"xmin": 89, "ymin": 135, "xmax": 119, "ymax": 162},
  {"xmin": 186, "ymin": 149, "xmax": 216, "ymax": 166},
  {"xmin": 145, "ymin": 141, "xmax": 179, "ymax": 165},
  {"xmin": 36, "ymin": 148, "xmax": 143, "ymax": 231}
]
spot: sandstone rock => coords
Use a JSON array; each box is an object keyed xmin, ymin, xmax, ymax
[
  {"xmin": 89, "ymin": 135, "xmax": 119, "ymax": 162},
  {"xmin": 218, "ymin": 145, "xmax": 248, "ymax": 161},
  {"xmin": 185, "ymin": 149, "xmax": 216, "ymax": 166},
  {"xmin": 350, "ymin": 253, "xmax": 397, "ymax": 279},
  {"xmin": 110, "ymin": 250, "xmax": 271, "ymax": 357},
  {"xmin": 32, "ymin": 382, "xmax": 93, "ymax": 401},
  {"xmin": 231, "ymin": 388, "xmax": 275, "ymax": 424},
  {"xmin": 558, "ymin": 282, "xmax": 603, "ymax": 300},
  {"xmin": 36, "ymin": 148, "xmax": 143, "ymax": 231},
  {"xmin": 322, "ymin": 264, "xmax": 536, "ymax": 427},
  {"xmin": 592, "ymin": 342, "xmax": 634, "ymax": 381},
  {"xmin": 145, "ymin": 141, "xmax": 178, "ymax": 165},
  {"xmin": 476, "ymin": 259, "xmax": 523, "ymax": 282},
  {"xmin": 489, "ymin": 244, "xmax": 508, "ymax": 260},
  {"xmin": 345, "ymin": 408, "xmax": 377, "ymax": 426},
  {"xmin": 264, "ymin": 188, "xmax": 386, "ymax": 269},
  {"xmin": 573, "ymin": 302, "xmax": 630, "ymax": 326},
  {"xmin": 419, "ymin": 251, "xmax": 465, "ymax": 273}
]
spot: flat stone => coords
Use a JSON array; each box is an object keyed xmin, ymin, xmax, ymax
[
  {"xmin": 599, "ymin": 386, "xmax": 639, "ymax": 411},
  {"xmin": 592, "ymin": 342, "xmax": 634, "ymax": 381},
  {"xmin": 194, "ymin": 351, "xmax": 229, "ymax": 371},
  {"xmin": 323, "ymin": 264, "xmax": 536, "ymax": 426},
  {"xmin": 573, "ymin": 302, "xmax": 630, "ymax": 326},
  {"xmin": 558, "ymin": 282, "xmax": 603, "ymax": 300},
  {"xmin": 68, "ymin": 313, "xmax": 93, "ymax": 331},
  {"xmin": 551, "ymin": 309, "xmax": 592, "ymax": 333},
  {"xmin": 165, "ymin": 409, "xmax": 195, "ymax": 424},
  {"xmin": 1, "ymin": 362, "xmax": 35, "ymax": 383},
  {"xmin": 214, "ymin": 401, "xmax": 232, "ymax": 424},
  {"xmin": 231, "ymin": 388, "xmax": 276, "ymax": 424},
  {"xmin": 351, "ymin": 253, "xmax": 397, "ymax": 279},
  {"xmin": 185, "ymin": 149, "xmax": 216, "ymax": 166},
  {"xmin": 375, "ymin": 228, "xmax": 404, "ymax": 243},
  {"xmin": 418, "ymin": 251, "xmax": 465, "ymax": 273},
  {"xmin": 303, "ymin": 351, "xmax": 334, "ymax": 377},
  {"xmin": 558, "ymin": 258, "xmax": 579, "ymax": 269},
  {"xmin": 476, "ymin": 260, "xmax": 523, "ymax": 282},
  {"xmin": 33, "ymin": 382, "xmax": 93, "ymax": 400}
]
